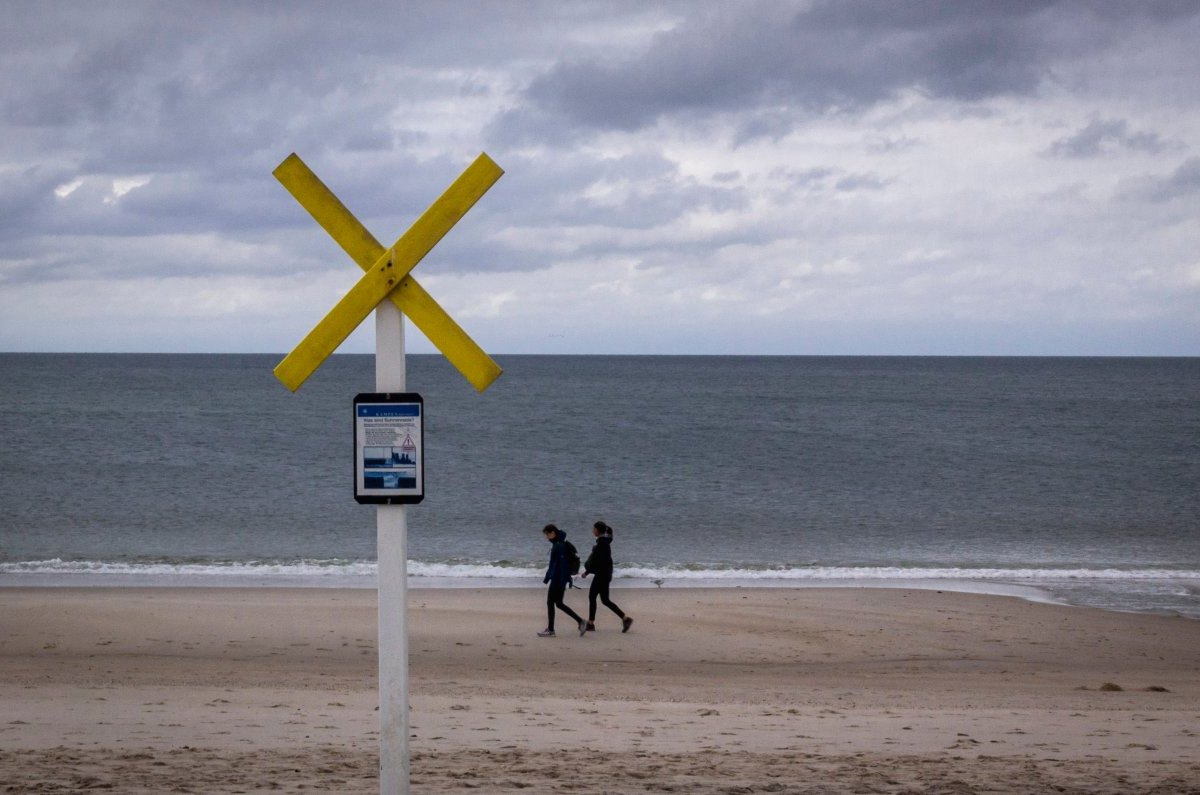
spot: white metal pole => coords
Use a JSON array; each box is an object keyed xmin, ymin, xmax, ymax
[{"xmin": 375, "ymin": 297, "xmax": 408, "ymax": 794}]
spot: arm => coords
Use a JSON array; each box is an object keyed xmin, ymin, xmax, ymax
[{"xmin": 544, "ymin": 541, "xmax": 559, "ymax": 584}]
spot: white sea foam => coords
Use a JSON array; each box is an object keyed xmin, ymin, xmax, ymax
[
  {"xmin": 3, "ymin": 558, "xmax": 1197, "ymax": 583},
  {"xmin": 0, "ymin": 558, "xmax": 377, "ymax": 580}
]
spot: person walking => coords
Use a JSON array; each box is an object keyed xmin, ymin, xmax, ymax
[
  {"xmin": 579, "ymin": 521, "xmax": 633, "ymax": 633},
  {"xmin": 538, "ymin": 523, "xmax": 587, "ymax": 638}
]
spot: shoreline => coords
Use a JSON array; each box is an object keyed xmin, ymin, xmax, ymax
[
  {"xmin": 4, "ymin": 572, "xmax": 1199, "ymax": 620},
  {"xmin": 3, "ymin": 585, "xmax": 1200, "ymax": 792}
]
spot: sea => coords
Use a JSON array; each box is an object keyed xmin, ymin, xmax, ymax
[{"xmin": 1, "ymin": 354, "xmax": 1198, "ymax": 618}]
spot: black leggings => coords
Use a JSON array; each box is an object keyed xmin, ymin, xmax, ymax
[
  {"xmin": 546, "ymin": 581, "xmax": 584, "ymax": 631},
  {"xmin": 588, "ymin": 575, "xmax": 625, "ymax": 623}
]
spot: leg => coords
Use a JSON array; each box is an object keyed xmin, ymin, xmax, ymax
[
  {"xmin": 597, "ymin": 577, "xmax": 625, "ymax": 619},
  {"xmin": 546, "ymin": 583, "xmax": 561, "ymax": 632},
  {"xmin": 552, "ymin": 585, "xmax": 585, "ymax": 625},
  {"xmin": 588, "ymin": 578, "xmax": 600, "ymax": 623}
]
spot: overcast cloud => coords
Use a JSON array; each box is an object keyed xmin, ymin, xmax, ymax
[{"xmin": 2, "ymin": 0, "xmax": 1198, "ymax": 357}]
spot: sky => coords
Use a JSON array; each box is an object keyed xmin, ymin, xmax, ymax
[{"xmin": 2, "ymin": 0, "xmax": 1198, "ymax": 358}]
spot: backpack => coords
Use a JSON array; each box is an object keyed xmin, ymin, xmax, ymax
[{"xmin": 563, "ymin": 540, "xmax": 581, "ymax": 576}]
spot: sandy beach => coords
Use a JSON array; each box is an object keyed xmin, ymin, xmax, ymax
[{"xmin": 1, "ymin": 586, "xmax": 1198, "ymax": 793}]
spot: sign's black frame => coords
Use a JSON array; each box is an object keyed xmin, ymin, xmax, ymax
[{"xmin": 353, "ymin": 392, "xmax": 425, "ymax": 504}]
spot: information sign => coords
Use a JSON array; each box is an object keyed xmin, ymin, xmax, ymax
[{"xmin": 354, "ymin": 393, "xmax": 424, "ymax": 504}]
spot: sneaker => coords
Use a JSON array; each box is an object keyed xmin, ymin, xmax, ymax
[
  {"xmin": 537, "ymin": 629, "xmax": 555, "ymax": 638},
  {"xmin": 622, "ymin": 616, "xmax": 634, "ymax": 633},
  {"xmin": 578, "ymin": 619, "xmax": 588, "ymax": 637},
  {"xmin": 586, "ymin": 622, "xmax": 596, "ymax": 632}
]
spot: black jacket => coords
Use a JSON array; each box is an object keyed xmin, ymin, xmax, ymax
[
  {"xmin": 584, "ymin": 535, "xmax": 614, "ymax": 579},
  {"xmin": 544, "ymin": 531, "xmax": 574, "ymax": 586}
]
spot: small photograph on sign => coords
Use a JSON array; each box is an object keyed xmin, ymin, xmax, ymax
[
  {"xmin": 354, "ymin": 393, "xmax": 424, "ymax": 504},
  {"xmin": 363, "ymin": 442, "xmax": 418, "ymax": 489}
]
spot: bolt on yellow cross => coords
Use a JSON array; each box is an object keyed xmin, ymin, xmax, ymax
[{"xmin": 272, "ymin": 152, "xmax": 504, "ymax": 392}]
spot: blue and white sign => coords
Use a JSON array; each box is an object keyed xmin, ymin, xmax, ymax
[{"xmin": 354, "ymin": 393, "xmax": 424, "ymax": 504}]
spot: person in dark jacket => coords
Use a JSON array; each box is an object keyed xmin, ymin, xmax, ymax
[
  {"xmin": 579, "ymin": 521, "xmax": 633, "ymax": 633},
  {"xmin": 538, "ymin": 524, "xmax": 587, "ymax": 638}
]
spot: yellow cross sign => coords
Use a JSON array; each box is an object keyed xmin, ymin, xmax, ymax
[{"xmin": 272, "ymin": 153, "xmax": 504, "ymax": 392}]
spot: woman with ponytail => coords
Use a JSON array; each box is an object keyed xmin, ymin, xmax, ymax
[{"xmin": 580, "ymin": 521, "xmax": 633, "ymax": 633}]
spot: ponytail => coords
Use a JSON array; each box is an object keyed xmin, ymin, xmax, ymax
[{"xmin": 593, "ymin": 521, "xmax": 613, "ymax": 538}]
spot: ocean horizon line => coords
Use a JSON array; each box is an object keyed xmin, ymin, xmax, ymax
[{"xmin": 3, "ymin": 351, "xmax": 1198, "ymax": 359}]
